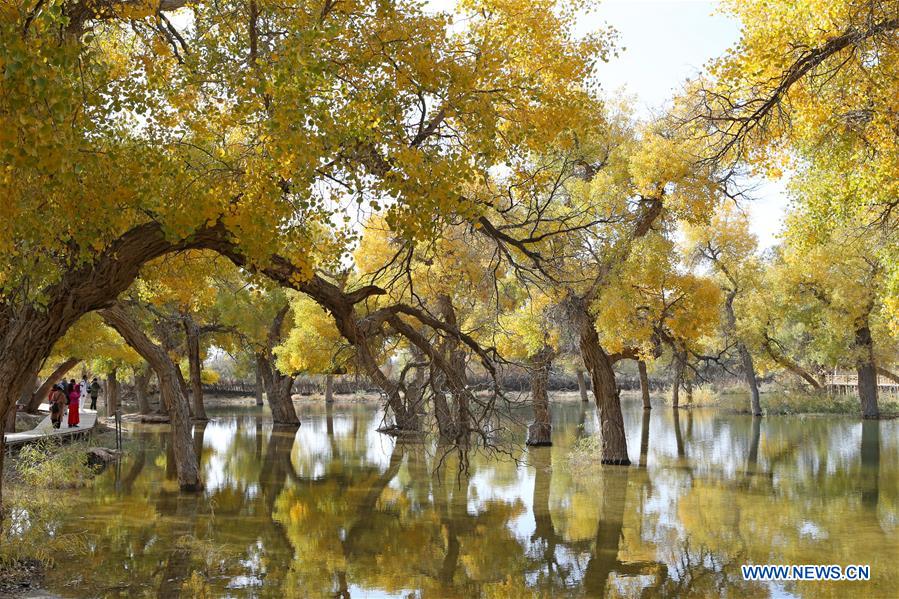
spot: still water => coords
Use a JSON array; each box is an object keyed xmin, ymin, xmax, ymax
[{"xmin": 41, "ymin": 398, "xmax": 897, "ymax": 598}]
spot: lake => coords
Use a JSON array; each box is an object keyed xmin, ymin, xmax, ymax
[{"xmin": 37, "ymin": 397, "xmax": 898, "ymax": 598}]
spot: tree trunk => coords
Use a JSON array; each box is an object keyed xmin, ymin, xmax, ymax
[
  {"xmin": 257, "ymin": 354, "xmax": 299, "ymax": 425},
  {"xmin": 107, "ymin": 368, "xmax": 119, "ymax": 415},
  {"xmin": 637, "ymin": 360, "xmax": 651, "ymax": 410},
  {"xmin": 436, "ymin": 294, "xmax": 469, "ymax": 443},
  {"xmin": 671, "ymin": 356, "xmax": 683, "ymax": 409},
  {"xmin": 639, "ymin": 408, "xmax": 650, "ymax": 468},
  {"xmin": 526, "ymin": 346, "xmax": 554, "ymax": 446},
  {"xmin": 724, "ymin": 291, "xmax": 762, "ymax": 415},
  {"xmin": 357, "ymin": 340, "xmax": 417, "ymax": 431},
  {"xmin": 672, "ymin": 407, "xmax": 685, "ymax": 458},
  {"xmin": 575, "ymin": 302, "xmax": 629, "ymax": 465},
  {"xmin": 101, "ymin": 304, "xmax": 201, "ymax": 491},
  {"xmin": 27, "ymin": 357, "xmax": 79, "ymax": 412},
  {"xmin": 254, "ymin": 362, "xmax": 264, "ymax": 406},
  {"xmin": 855, "ymin": 324, "xmax": 879, "ymax": 419},
  {"xmin": 683, "ymin": 375, "xmax": 693, "ymax": 405},
  {"xmin": 184, "ymin": 318, "xmax": 207, "ymax": 421},
  {"xmin": 740, "ymin": 345, "xmax": 762, "ymax": 416},
  {"xmin": 175, "ymin": 366, "xmax": 193, "ymax": 419},
  {"xmin": 576, "ymin": 369, "xmax": 590, "ymax": 402},
  {"xmin": 134, "ymin": 366, "xmax": 152, "ymax": 415},
  {"xmin": 430, "ymin": 361, "xmax": 455, "ymax": 442},
  {"xmin": 325, "ymin": 373, "xmax": 334, "ymax": 403}
]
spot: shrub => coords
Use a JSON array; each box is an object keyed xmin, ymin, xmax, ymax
[{"xmin": 14, "ymin": 439, "xmax": 100, "ymax": 489}]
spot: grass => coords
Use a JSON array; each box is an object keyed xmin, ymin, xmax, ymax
[
  {"xmin": 13, "ymin": 437, "xmax": 101, "ymax": 489},
  {"xmin": 1, "ymin": 437, "xmax": 114, "ymax": 591}
]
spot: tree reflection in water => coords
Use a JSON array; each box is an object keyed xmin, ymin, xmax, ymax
[{"xmin": 34, "ymin": 400, "xmax": 899, "ymax": 598}]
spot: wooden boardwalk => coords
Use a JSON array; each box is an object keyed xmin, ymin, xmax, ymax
[{"xmin": 3, "ymin": 404, "xmax": 99, "ymax": 450}]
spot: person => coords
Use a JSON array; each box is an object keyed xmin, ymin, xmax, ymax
[
  {"xmin": 67, "ymin": 379, "xmax": 80, "ymax": 428},
  {"xmin": 89, "ymin": 377, "xmax": 101, "ymax": 411},
  {"xmin": 79, "ymin": 375, "xmax": 89, "ymax": 409},
  {"xmin": 48, "ymin": 384, "xmax": 66, "ymax": 429}
]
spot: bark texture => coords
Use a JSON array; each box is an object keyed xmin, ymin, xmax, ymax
[
  {"xmin": 254, "ymin": 363, "xmax": 265, "ymax": 406},
  {"xmin": 101, "ymin": 303, "xmax": 201, "ymax": 491},
  {"xmin": 325, "ymin": 373, "xmax": 334, "ymax": 403},
  {"xmin": 106, "ymin": 369, "xmax": 119, "ymax": 415},
  {"xmin": 184, "ymin": 317, "xmax": 207, "ymax": 420},
  {"xmin": 134, "ymin": 366, "xmax": 152, "ymax": 415},
  {"xmin": 576, "ymin": 369, "xmax": 590, "ymax": 402},
  {"xmin": 573, "ymin": 300, "xmax": 629, "ymax": 465},
  {"xmin": 855, "ymin": 323, "xmax": 879, "ymax": 419},
  {"xmin": 724, "ymin": 291, "xmax": 761, "ymax": 415},
  {"xmin": 526, "ymin": 346, "xmax": 554, "ymax": 446},
  {"xmin": 257, "ymin": 305, "xmax": 300, "ymax": 426},
  {"xmin": 638, "ymin": 360, "xmax": 651, "ymax": 410}
]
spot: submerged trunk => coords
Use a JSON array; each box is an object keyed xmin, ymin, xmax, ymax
[
  {"xmin": 27, "ymin": 357, "xmax": 79, "ymax": 412},
  {"xmin": 254, "ymin": 363, "xmax": 264, "ymax": 406},
  {"xmin": 639, "ymin": 408, "xmax": 650, "ymax": 467},
  {"xmin": 740, "ymin": 346, "xmax": 762, "ymax": 416},
  {"xmin": 671, "ymin": 356, "xmax": 683, "ymax": 409},
  {"xmin": 101, "ymin": 304, "xmax": 201, "ymax": 491},
  {"xmin": 184, "ymin": 318, "xmax": 207, "ymax": 421},
  {"xmin": 575, "ymin": 302, "xmax": 629, "ymax": 465},
  {"xmin": 855, "ymin": 323, "xmax": 879, "ymax": 419},
  {"xmin": 576, "ymin": 369, "xmax": 590, "ymax": 402},
  {"xmin": 257, "ymin": 353, "xmax": 299, "ymax": 426},
  {"xmin": 258, "ymin": 306, "xmax": 300, "ymax": 426},
  {"xmin": 134, "ymin": 366, "xmax": 152, "ymax": 415},
  {"xmin": 638, "ymin": 360, "xmax": 651, "ymax": 410},
  {"xmin": 325, "ymin": 373, "xmax": 334, "ymax": 403},
  {"xmin": 526, "ymin": 346, "xmax": 554, "ymax": 446},
  {"xmin": 437, "ymin": 294, "xmax": 470, "ymax": 444},
  {"xmin": 725, "ymin": 291, "xmax": 761, "ymax": 416}
]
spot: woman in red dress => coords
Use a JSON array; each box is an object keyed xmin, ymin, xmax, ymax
[{"xmin": 67, "ymin": 379, "xmax": 80, "ymax": 428}]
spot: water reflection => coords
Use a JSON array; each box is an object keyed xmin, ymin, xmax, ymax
[{"xmin": 38, "ymin": 400, "xmax": 899, "ymax": 598}]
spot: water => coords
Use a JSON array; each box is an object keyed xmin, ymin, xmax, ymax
[{"xmin": 37, "ymin": 398, "xmax": 898, "ymax": 598}]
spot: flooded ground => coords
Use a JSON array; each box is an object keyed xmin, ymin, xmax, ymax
[{"xmin": 34, "ymin": 397, "xmax": 898, "ymax": 598}]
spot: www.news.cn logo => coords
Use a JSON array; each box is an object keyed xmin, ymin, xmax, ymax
[{"xmin": 742, "ymin": 564, "xmax": 871, "ymax": 581}]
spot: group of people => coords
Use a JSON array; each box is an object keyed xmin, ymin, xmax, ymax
[{"xmin": 48, "ymin": 376, "xmax": 101, "ymax": 429}]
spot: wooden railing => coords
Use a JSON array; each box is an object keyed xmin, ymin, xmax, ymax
[{"xmin": 825, "ymin": 372, "xmax": 899, "ymax": 388}]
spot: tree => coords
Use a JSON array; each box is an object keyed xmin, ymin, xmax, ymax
[
  {"xmin": 100, "ymin": 303, "xmax": 201, "ymax": 490},
  {"xmin": 757, "ymin": 225, "xmax": 896, "ymax": 418},
  {"xmin": 497, "ymin": 293, "xmax": 562, "ymax": 446},
  {"xmin": 214, "ymin": 274, "xmax": 300, "ymax": 425},
  {"xmin": 0, "ymin": 0, "xmax": 617, "ymax": 512},
  {"xmin": 275, "ymin": 294, "xmax": 354, "ymax": 404},
  {"xmin": 702, "ymin": 0, "xmax": 899, "ymax": 322},
  {"xmin": 684, "ymin": 204, "xmax": 764, "ymax": 415},
  {"xmin": 474, "ymin": 108, "xmax": 727, "ymax": 462}
]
